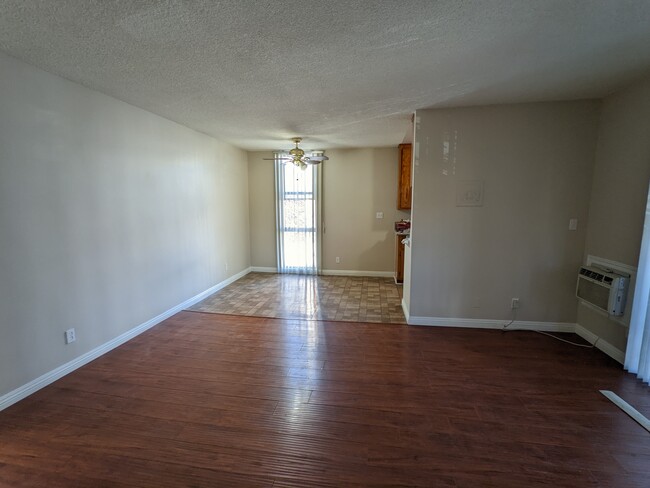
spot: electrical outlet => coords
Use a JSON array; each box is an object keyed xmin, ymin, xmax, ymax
[
  {"xmin": 376, "ymin": 212, "xmax": 384, "ymax": 219},
  {"xmin": 511, "ymin": 298, "xmax": 520, "ymax": 310},
  {"xmin": 65, "ymin": 328, "xmax": 76, "ymax": 344},
  {"xmin": 225, "ymin": 261, "xmax": 229, "ymax": 271},
  {"xmin": 335, "ymin": 256, "xmax": 340, "ymax": 264}
]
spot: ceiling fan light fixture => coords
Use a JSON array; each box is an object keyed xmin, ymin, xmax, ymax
[
  {"xmin": 305, "ymin": 150, "xmax": 328, "ymax": 164},
  {"xmin": 263, "ymin": 138, "xmax": 328, "ymax": 169}
]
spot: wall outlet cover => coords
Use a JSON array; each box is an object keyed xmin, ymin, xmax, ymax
[{"xmin": 65, "ymin": 328, "xmax": 76, "ymax": 344}]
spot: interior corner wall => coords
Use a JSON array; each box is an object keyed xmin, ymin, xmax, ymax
[
  {"xmin": 322, "ymin": 148, "xmax": 410, "ymax": 272},
  {"xmin": 247, "ymin": 147, "xmax": 409, "ymax": 273},
  {"xmin": 0, "ymin": 51, "xmax": 250, "ymax": 398},
  {"xmin": 577, "ymin": 76, "xmax": 650, "ymax": 352},
  {"xmin": 247, "ymin": 151, "xmax": 278, "ymax": 268},
  {"xmin": 409, "ymin": 101, "xmax": 600, "ymax": 323}
]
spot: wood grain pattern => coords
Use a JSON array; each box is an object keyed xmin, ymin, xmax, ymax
[
  {"xmin": 1, "ymin": 311, "xmax": 649, "ymax": 487},
  {"xmin": 397, "ymin": 143, "xmax": 412, "ymax": 210}
]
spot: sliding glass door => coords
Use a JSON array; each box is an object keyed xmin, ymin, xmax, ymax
[{"xmin": 275, "ymin": 157, "xmax": 321, "ymax": 274}]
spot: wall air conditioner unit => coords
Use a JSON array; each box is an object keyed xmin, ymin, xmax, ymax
[{"xmin": 576, "ymin": 265, "xmax": 629, "ymax": 317}]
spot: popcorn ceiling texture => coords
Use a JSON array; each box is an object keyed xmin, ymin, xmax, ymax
[{"xmin": 1, "ymin": 0, "xmax": 650, "ymax": 150}]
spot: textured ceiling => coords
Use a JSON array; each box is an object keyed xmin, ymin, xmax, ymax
[{"xmin": 1, "ymin": 1, "xmax": 650, "ymax": 150}]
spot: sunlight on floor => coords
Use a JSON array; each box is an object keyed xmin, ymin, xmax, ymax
[{"xmin": 187, "ymin": 273, "xmax": 406, "ymax": 323}]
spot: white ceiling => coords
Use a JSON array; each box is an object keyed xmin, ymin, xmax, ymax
[{"xmin": 1, "ymin": 1, "xmax": 650, "ymax": 151}]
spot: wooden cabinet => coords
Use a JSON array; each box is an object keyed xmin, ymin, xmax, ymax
[
  {"xmin": 395, "ymin": 234, "xmax": 405, "ymax": 284},
  {"xmin": 395, "ymin": 143, "xmax": 411, "ymax": 282},
  {"xmin": 397, "ymin": 143, "xmax": 412, "ymax": 210}
]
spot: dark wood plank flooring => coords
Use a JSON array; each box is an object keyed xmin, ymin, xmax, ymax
[{"xmin": 1, "ymin": 312, "xmax": 649, "ymax": 487}]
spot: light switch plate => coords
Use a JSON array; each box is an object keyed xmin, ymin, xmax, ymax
[
  {"xmin": 456, "ymin": 180, "xmax": 484, "ymax": 207},
  {"xmin": 569, "ymin": 218, "xmax": 578, "ymax": 231},
  {"xmin": 376, "ymin": 212, "xmax": 384, "ymax": 219}
]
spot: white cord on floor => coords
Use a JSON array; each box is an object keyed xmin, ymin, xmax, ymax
[
  {"xmin": 533, "ymin": 330, "xmax": 597, "ymax": 348},
  {"xmin": 502, "ymin": 308, "xmax": 517, "ymax": 329},
  {"xmin": 502, "ymin": 308, "xmax": 597, "ymax": 348},
  {"xmin": 503, "ymin": 322, "xmax": 598, "ymax": 349}
]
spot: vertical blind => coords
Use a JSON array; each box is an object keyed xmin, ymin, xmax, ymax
[
  {"xmin": 625, "ymin": 187, "xmax": 650, "ymax": 384},
  {"xmin": 275, "ymin": 155, "xmax": 321, "ymax": 274}
]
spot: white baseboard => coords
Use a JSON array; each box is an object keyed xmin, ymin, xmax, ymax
[
  {"xmin": 407, "ymin": 315, "xmax": 575, "ymax": 333},
  {"xmin": 575, "ymin": 323, "xmax": 625, "ymax": 364},
  {"xmin": 1, "ymin": 262, "xmax": 627, "ymax": 412},
  {"xmin": 250, "ymin": 266, "xmax": 277, "ymax": 273},
  {"xmin": 321, "ymin": 269, "xmax": 394, "ymax": 278},
  {"xmin": 405, "ymin": 316, "xmax": 626, "ymax": 364},
  {"xmin": 0, "ymin": 267, "xmax": 251, "ymax": 412},
  {"xmin": 401, "ymin": 298, "xmax": 410, "ymax": 322}
]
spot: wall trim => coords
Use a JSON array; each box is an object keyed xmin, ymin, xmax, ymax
[
  {"xmin": 0, "ymin": 267, "xmax": 251, "ymax": 412},
  {"xmin": 575, "ymin": 323, "xmax": 625, "ymax": 365},
  {"xmin": 401, "ymin": 298, "xmax": 410, "ymax": 323},
  {"xmin": 250, "ymin": 266, "xmax": 277, "ymax": 273},
  {"xmin": 321, "ymin": 269, "xmax": 394, "ymax": 278},
  {"xmin": 406, "ymin": 316, "xmax": 627, "ymax": 366},
  {"xmin": 407, "ymin": 315, "xmax": 575, "ymax": 333},
  {"xmin": 1, "ymin": 264, "xmax": 627, "ymax": 411}
]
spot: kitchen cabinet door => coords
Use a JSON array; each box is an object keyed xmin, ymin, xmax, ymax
[{"xmin": 397, "ymin": 143, "xmax": 412, "ymax": 210}]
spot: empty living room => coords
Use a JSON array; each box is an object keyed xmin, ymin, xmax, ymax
[{"xmin": 1, "ymin": 1, "xmax": 650, "ymax": 487}]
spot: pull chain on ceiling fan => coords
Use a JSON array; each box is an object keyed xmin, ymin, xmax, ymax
[{"xmin": 263, "ymin": 138, "xmax": 329, "ymax": 169}]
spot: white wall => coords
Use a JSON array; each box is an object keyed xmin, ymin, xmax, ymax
[
  {"xmin": 0, "ymin": 52, "xmax": 250, "ymax": 398},
  {"xmin": 248, "ymin": 148, "xmax": 409, "ymax": 273},
  {"xmin": 577, "ymin": 77, "xmax": 650, "ymax": 351},
  {"xmin": 408, "ymin": 101, "xmax": 600, "ymax": 323}
]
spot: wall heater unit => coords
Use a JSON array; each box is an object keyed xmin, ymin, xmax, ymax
[{"xmin": 576, "ymin": 265, "xmax": 629, "ymax": 317}]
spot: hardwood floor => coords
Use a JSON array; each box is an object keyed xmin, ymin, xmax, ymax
[{"xmin": 1, "ymin": 311, "xmax": 649, "ymax": 487}]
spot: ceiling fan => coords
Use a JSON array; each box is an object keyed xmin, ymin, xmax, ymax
[{"xmin": 264, "ymin": 137, "xmax": 329, "ymax": 169}]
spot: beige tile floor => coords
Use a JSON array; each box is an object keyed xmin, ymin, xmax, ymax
[{"xmin": 187, "ymin": 272, "xmax": 406, "ymax": 324}]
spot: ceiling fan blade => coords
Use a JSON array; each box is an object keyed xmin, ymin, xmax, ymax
[{"xmin": 263, "ymin": 139, "xmax": 329, "ymax": 165}]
